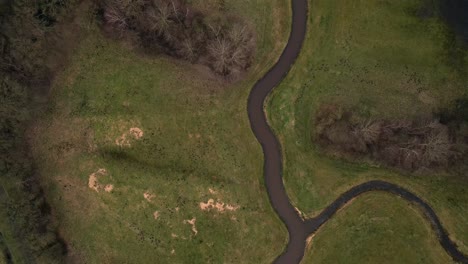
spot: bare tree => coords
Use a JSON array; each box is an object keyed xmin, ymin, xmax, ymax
[
  {"xmin": 208, "ymin": 37, "xmax": 232, "ymax": 74},
  {"xmin": 169, "ymin": 0, "xmax": 185, "ymax": 23},
  {"xmin": 353, "ymin": 119, "xmax": 382, "ymax": 144},
  {"xmin": 384, "ymin": 119, "xmax": 412, "ymax": 132},
  {"xmin": 229, "ymin": 46, "xmax": 247, "ymax": 68},
  {"xmin": 116, "ymin": 0, "xmax": 145, "ymax": 16},
  {"xmin": 398, "ymin": 145, "xmax": 422, "ymax": 169},
  {"xmin": 206, "ymin": 20, "xmax": 254, "ymax": 76},
  {"xmin": 228, "ymin": 23, "xmax": 250, "ymax": 46},
  {"xmin": 206, "ymin": 21, "xmax": 223, "ymax": 39},
  {"xmin": 421, "ymin": 130, "xmax": 454, "ymax": 166},
  {"xmin": 104, "ymin": 5, "xmax": 128, "ymax": 36},
  {"xmin": 179, "ymin": 38, "xmax": 196, "ymax": 61},
  {"xmin": 148, "ymin": 1, "xmax": 175, "ymax": 42}
]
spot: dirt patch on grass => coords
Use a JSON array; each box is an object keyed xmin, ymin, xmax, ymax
[
  {"xmin": 104, "ymin": 184, "xmax": 114, "ymax": 192},
  {"xmin": 130, "ymin": 127, "xmax": 143, "ymax": 139},
  {"xmin": 199, "ymin": 198, "xmax": 239, "ymax": 212},
  {"xmin": 188, "ymin": 133, "xmax": 202, "ymax": 139},
  {"xmin": 153, "ymin": 211, "xmax": 160, "ymax": 220},
  {"xmin": 88, "ymin": 168, "xmax": 108, "ymax": 192},
  {"xmin": 184, "ymin": 218, "xmax": 198, "ymax": 236},
  {"xmin": 88, "ymin": 174, "xmax": 99, "ymax": 192},
  {"xmin": 115, "ymin": 127, "xmax": 144, "ymax": 147},
  {"xmin": 144, "ymin": 191, "xmax": 155, "ymax": 202}
]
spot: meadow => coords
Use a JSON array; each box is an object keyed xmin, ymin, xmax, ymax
[
  {"xmin": 267, "ymin": 0, "xmax": 467, "ymax": 262},
  {"xmin": 30, "ymin": 0, "xmax": 291, "ymax": 262},
  {"xmin": 304, "ymin": 193, "xmax": 452, "ymax": 263}
]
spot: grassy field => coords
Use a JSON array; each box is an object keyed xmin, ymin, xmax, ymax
[
  {"xmin": 267, "ymin": 0, "xmax": 468, "ymax": 262},
  {"xmin": 30, "ymin": 0, "xmax": 291, "ymax": 263},
  {"xmin": 303, "ymin": 192, "xmax": 452, "ymax": 264}
]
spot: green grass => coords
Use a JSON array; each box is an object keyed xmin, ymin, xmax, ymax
[
  {"xmin": 303, "ymin": 192, "xmax": 452, "ymax": 264},
  {"xmin": 267, "ymin": 0, "xmax": 468, "ymax": 262},
  {"xmin": 30, "ymin": 0, "xmax": 291, "ymax": 263}
]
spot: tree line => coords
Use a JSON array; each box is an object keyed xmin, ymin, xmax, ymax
[
  {"xmin": 315, "ymin": 103, "xmax": 468, "ymax": 172},
  {"xmin": 1, "ymin": 0, "xmax": 77, "ymax": 262},
  {"xmin": 99, "ymin": 0, "xmax": 256, "ymax": 78}
]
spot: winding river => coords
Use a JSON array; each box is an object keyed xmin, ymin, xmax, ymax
[{"xmin": 247, "ymin": 0, "xmax": 468, "ymax": 263}]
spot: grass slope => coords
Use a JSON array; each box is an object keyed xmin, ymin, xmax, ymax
[
  {"xmin": 267, "ymin": 0, "xmax": 468, "ymax": 262},
  {"xmin": 30, "ymin": 0, "xmax": 290, "ymax": 263}
]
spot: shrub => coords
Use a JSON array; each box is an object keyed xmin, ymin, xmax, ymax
[{"xmin": 314, "ymin": 104, "xmax": 466, "ymax": 172}]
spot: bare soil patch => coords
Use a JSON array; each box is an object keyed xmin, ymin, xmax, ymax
[
  {"xmin": 115, "ymin": 127, "xmax": 144, "ymax": 147},
  {"xmin": 88, "ymin": 168, "xmax": 108, "ymax": 192},
  {"xmin": 184, "ymin": 218, "xmax": 198, "ymax": 236},
  {"xmin": 144, "ymin": 191, "xmax": 155, "ymax": 202},
  {"xmin": 104, "ymin": 184, "xmax": 114, "ymax": 192},
  {"xmin": 153, "ymin": 211, "xmax": 160, "ymax": 220},
  {"xmin": 199, "ymin": 198, "xmax": 239, "ymax": 212}
]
